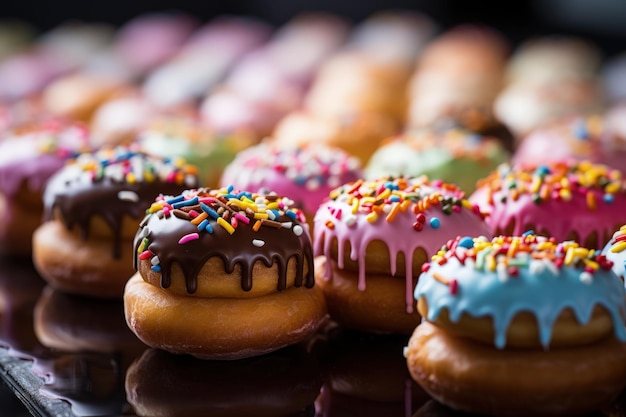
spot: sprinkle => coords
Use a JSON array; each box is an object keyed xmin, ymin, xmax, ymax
[
  {"xmin": 217, "ymin": 217, "xmax": 235, "ymax": 234},
  {"xmin": 252, "ymin": 239, "xmax": 265, "ymax": 247},
  {"xmin": 151, "ymin": 265, "xmax": 161, "ymax": 272},
  {"xmin": 429, "ymin": 217, "xmax": 441, "ymax": 229},
  {"xmin": 293, "ymin": 225, "xmax": 304, "ymax": 236},
  {"xmin": 137, "ymin": 237, "xmax": 149, "ymax": 253},
  {"xmin": 178, "ymin": 233, "xmax": 199, "ymax": 244},
  {"xmin": 118, "ymin": 190, "xmax": 139, "ymax": 202},
  {"xmin": 190, "ymin": 212, "xmax": 208, "ymax": 225},
  {"xmin": 138, "ymin": 250, "xmax": 152, "ymax": 260},
  {"xmin": 586, "ymin": 191, "xmax": 596, "ymax": 211},
  {"xmin": 611, "ymin": 242, "xmax": 626, "ymax": 253},
  {"xmin": 449, "ymin": 279, "xmax": 458, "ymax": 295},
  {"xmin": 432, "ymin": 272, "xmax": 449, "ymax": 285},
  {"xmin": 151, "ymin": 256, "xmax": 160, "ymax": 266},
  {"xmin": 579, "ymin": 271, "xmax": 593, "ymax": 284},
  {"xmin": 253, "ymin": 220, "xmax": 262, "ymax": 231}
]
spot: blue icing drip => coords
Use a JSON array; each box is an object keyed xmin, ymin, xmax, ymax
[{"xmin": 415, "ymin": 257, "xmax": 626, "ymax": 349}]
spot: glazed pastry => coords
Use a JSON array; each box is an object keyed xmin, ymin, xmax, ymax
[
  {"xmin": 513, "ymin": 114, "xmax": 626, "ymax": 175},
  {"xmin": 0, "ymin": 120, "xmax": 91, "ymax": 256},
  {"xmin": 407, "ymin": 25, "xmax": 509, "ymax": 137},
  {"xmin": 124, "ymin": 187, "xmax": 327, "ymax": 359},
  {"xmin": 138, "ymin": 115, "xmax": 255, "ymax": 188},
  {"xmin": 313, "ymin": 176, "xmax": 490, "ymax": 334},
  {"xmin": 470, "ymin": 160, "xmax": 626, "ymax": 249},
  {"xmin": 271, "ymin": 109, "xmax": 398, "ymax": 165},
  {"xmin": 407, "ymin": 233, "xmax": 626, "ymax": 416},
  {"xmin": 32, "ymin": 146, "xmax": 198, "ymax": 298},
  {"xmin": 365, "ymin": 127, "xmax": 510, "ymax": 193},
  {"xmin": 220, "ymin": 142, "xmax": 362, "ymax": 222}
]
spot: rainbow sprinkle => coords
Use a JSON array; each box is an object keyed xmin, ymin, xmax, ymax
[
  {"xmin": 429, "ymin": 233, "xmax": 614, "ymax": 287},
  {"xmin": 323, "ymin": 176, "xmax": 477, "ymax": 232},
  {"xmin": 478, "ymin": 161, "xmax": 624, "ymax": 210}
]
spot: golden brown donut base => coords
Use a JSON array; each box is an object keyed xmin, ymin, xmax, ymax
[
  {"xmin": 322, "ymin": 237, "xmax": 429, "ymax": 278},
  {"xmin": 124, "ymin": 273, "xmax": 327, "ymax": 360},
  {"xmin": 406, "ymin": 322, "xmax": 626, "ymax": 417},
  {"xmin": 418, "ymin": 297, "xmax": 615, "ymax": 349},
  {"xmin": 315, "ymin": 257, "xmax": 420, "ymax": 334},
  {"xmin": 33, "ymin": 221, "xmax": 135, "ymax": 298},
  {"xmin": 0, "ymin": 189, "xmax": 44, "ymax": 256},
  {"xmin": 138, "ymin": 255, "xmax": 305, "ymax": 299},
  {"xmin": 33, "ymin": 286, "xmax": 145, "ymax": 353}
]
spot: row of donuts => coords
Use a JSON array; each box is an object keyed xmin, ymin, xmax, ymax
[{"xmin": 23, "ymin": 137, "xmax": 626, "ymax": 416}]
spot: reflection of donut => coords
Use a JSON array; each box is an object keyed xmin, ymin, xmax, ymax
[
  {"xmin": 33, "ymin": 146, "xmax": 198, "ymax": 298},
  {"xmin": 314, "ymin": 176, "xmax": 490, "ymax": 334},
  {"xmin": 0, "ymin": 258, "xmax": 47, "ymax": 358},
  {"xmin": 126, "ymin": 345, "xmax": 322, "ymax": 417},
  {"xmin": 407, "ymin": 233, "xmax": 626, "ymax": 416},
  {"xmin": 34, "ymin": 286, "xmax": 145, "ymax": 354},
  {"xmin": 313, "ymin": 325, "xmax": 429, "ymax": 417},
  {"xmin": 470, "ymin": 160, "xmax": 626, "ymax": 249},
  {"xmin": 125, "ymin": 187, "xmax": 327, "ymax": 359}
]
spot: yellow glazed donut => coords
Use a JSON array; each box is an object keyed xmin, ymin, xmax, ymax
[
  {"xmin": 124, "ymin": 187, "xmax": 327, "ymax": 359},
  {"xmin": 406, "ymin": 233, "xmax": 626, "ymax": 416}
]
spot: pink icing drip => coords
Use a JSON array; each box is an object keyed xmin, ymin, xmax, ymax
[{"xmin": 314, "ymin": 200, "xmax": 491, "ymax": 312}]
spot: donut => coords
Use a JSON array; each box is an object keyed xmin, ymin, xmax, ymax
[
  {"xmin": 124, "ymin": 187, "xmax": 327, "ymax": 359},
  {"xmin": 0, "ymin": 119, "xmax": 92, "ymax": 256},
  {"xmin": 407, "ymin": 233, "xmax": 626, "ymax": 416},
  {"xmin": 304, "ymin": 50, "xmax": 413, "ymax": 124},
  {"xmin": 126, "ymin": 345, "xmax": 322, "ymax": 417},
  {"xmin": 365, "ymin": 127, "xmax": 510, "ymax": 193},
  {"xmin": 138, "ymin": 115, "xmax": 255, "ymax": 188},
  {"xmin": 407, "ymin": 25, "xmax": 509, "ymax": 139},
  {"xmin": 271, "ymin": 109, "xmax": 398, "ymax": 165},
  {"xmin": 32, "ymin": 146, "xmax": 199, "ymax": 298},
  {"xmin": 470, "ymin": 160, "xmax": 626, "ymax": 249},
  {"xmin": 513, "ymin": 114, "xmax": 626, "ymax": 176},
  {"xmin": 313, "ymin": 176, "xmax": 491, "ymax": 334},
  {"xmin": 220, "ymin": 141, "xmax": 362, "ymax": 223}
]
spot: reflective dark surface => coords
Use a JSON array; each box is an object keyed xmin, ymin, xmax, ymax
[{"xmin": 0, "ymin": 256, "xmax": 625, "ymax": 417}]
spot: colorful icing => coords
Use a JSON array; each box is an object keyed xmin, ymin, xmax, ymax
[
  {"xmin": 470, "ymin": 160, "xmax": 626, "ymax": 248},
  {"xmin": 134, "ymin": 187, "xmax": 314, "ymax": 294},
  {"xmin": 603, "ymin": 225, "xmax": 626, "ymax": 281},
  {"xmin": 313, "ymin": 176, "xmax": 491, "ymax": 313},
  {"xmin": 513, "ymin": 115, "xmax": 626, "ymax": 176},
  {"xmin": 44, "ymin": 146, "xmax": 198, "ymax": 258},
  {"xmin": 138, "ymin": 117, "xmax": 255, "ymax": 187},
  {"xmin": 0, "ymin": 120, "xmax": 91, "ymax": 198},
  {"xmin": 365, "ymin": 127, "xmax": 510, "ymax": 192},
  {"xmin": 415, "ymin": 233, "xmax": 626, "ymax": 349},
  {"xmin": 220, "ymin": 142, "xmax": 362, "ymax": 214}
]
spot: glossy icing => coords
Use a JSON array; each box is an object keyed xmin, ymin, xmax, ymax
[
  {"xmin": 365, "ymin": 127, "xmax": 510, "ymax": 193},
  {"xmin": 134, "ymin": 187, "xmax": 314, "ymax": 293},
  {"xmin": 470, "ymin": 160, "xmax": 626, "ymax": 248},
  {"xmin": 138, "ymin": 117, "xmax": 254, "ymax": 187},
  {"xmin": 44, "ymin": 146, "xmax": 198, "ymax": 257},
  {"xmin": 513, "ymin": 115, "xmax": 626, "ymax": 175},
  {"xmin": 314, "ymin": 176, "xmax": 491, "ymax": 312},
  {"xmin": 415, "ymin": 233, "xmax": 626, "ymax": 349},
  {"xmin": 220, "ymin": 142, "xmax": 362, "ymax": 214},
  {"xmin": 0, "ymin": 120, "xmax": 91, "ymax": 198}
]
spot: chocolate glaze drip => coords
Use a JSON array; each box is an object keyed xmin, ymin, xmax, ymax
[
  {"xmin": 134, "ymin": 208, "xmax": 315, "ymax": 294},
  {"xmin": 44, "ymin": 166, "xmax": 197, "ymax": 259}
]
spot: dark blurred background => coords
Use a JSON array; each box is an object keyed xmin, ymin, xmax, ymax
[{"xmin": 2, "ymin": 0, "xmax": 626, "ymax": 55}]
